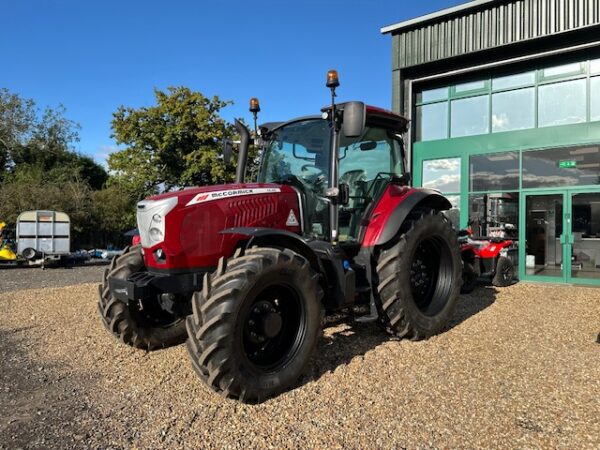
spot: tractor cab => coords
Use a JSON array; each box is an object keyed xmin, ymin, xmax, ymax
[
  {"xmin": 257, "ymin": 104, "xmax": 408, "ymax": 243},
  {"xmin": 258, "ymin": 104, "xmax": 407, "ymax": 242}
]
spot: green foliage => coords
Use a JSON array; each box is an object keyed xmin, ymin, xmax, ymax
[
  {"xmin": 109, "ymin": 86, "xmax": 237, "ymax": 199},
  {"xmin": 91, "ymin": 185, "xmax": 136, "ymax": 234},
  {"xmin": 0, "ymin": 166, "xmax": 91, "ymax": 232},
  {"xmin": 0, "ymin": 89, "xmax": 108, "ymax": 189},
  {"xmin": 0, "ymin": 89, "xmax": 121, "ymax": 246}
]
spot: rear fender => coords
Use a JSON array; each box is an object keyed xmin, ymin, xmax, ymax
[{"xmin": 362, "ymin": 187, "xmax": 452, "ymax": 248}]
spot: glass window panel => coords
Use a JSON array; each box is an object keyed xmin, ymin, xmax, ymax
[
  {"xmin": 416, "ymin": 102, "xmax": 448, "ymax": 141},
  {"xmin": 571, "ymin": 193, "xmax": 600, "ymax": 279},
  {"xmin": 455, "ymin": 80, "xmax": 487, "ymax": 93},
  {"xmin": 469, "ymin": 193, "xmax": 519, "ymax": 238},
  {"xmin": 417, "ymin": 87, "xmax": 448, "ymax": 103},
  {"xmin": 541, "ymin": 62, "xmax": 584, "ymax": 78},
  {"xmin": 492, "ymin": 88, "xmax": 535, "ymax": 133},
  {"xmin": 592, "ymin": 59, "xmax": 600, "ymax": 74},
  {"xmin": 422, "ymin": 158, "xmax": 461, "ymax": 193},
  {"xmin": 443, "ymin": 195, "xmax": 460, "ymax": 229},
  {"xmin": 451, "ymin": 95, "xmax": 489, "ymax": 137},
  {"xmin": 591, "ymin": 77, "xmax": 600, "ymax": 122},
  {"xmin": 538, "ymin": 79, "xmax": 586, "ymax": 127},
  {"xmin": 522, "ymin": 146, "xmax": 600, "ymax": 188},
  {"xmin": 470, "ymin": 152, "xmax": 519, "ymax": 191},
  {"xmin": 492, "ymin": 71, "xmax": 535, "ymax": 90}
]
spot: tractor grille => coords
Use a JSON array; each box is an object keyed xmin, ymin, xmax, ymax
[{"xmin": 229, "ymin": 196, "xmax": 277, "ymax": 227}]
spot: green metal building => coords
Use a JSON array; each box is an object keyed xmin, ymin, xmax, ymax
[{"xmin": 382, "ymin": 0, "xmax": 600, "ymax": 285}]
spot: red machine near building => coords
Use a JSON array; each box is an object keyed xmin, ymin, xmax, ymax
[
  {"xmin": 459, "ymin": 227, "xmax": 516, "ymax": 293},
  {"xmin": 98, "ymin": 71, "xmax": 462, "ymax": 402}
]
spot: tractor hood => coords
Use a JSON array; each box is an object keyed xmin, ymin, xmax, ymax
[
  {"xmin": 138, "ymin": 182, "xmax": 303, "ymax": 272},
  {"xmin": 147, "ymin": 182, "xmax": 283, "ymax": 206}
]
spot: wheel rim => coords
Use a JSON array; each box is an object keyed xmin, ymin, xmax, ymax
[
  {"xmin": 242, "ymin": 284, "xmax": 304, "ymax": 372},
  {"xmin": 410, "ymin": 236, "xmax": 454, "ymax": 316}
]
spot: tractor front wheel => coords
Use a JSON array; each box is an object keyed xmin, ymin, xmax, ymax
[
  {"xmin": 186, "ymin": 247, "xmax": 323, "ymax": 403},
  {"xmin": 376, "ymin": 209, "xmax": 461, "ymax": 339},
  {"xmin": 97, "ymin": 245, "xmax": 188, "ymax": 350}
]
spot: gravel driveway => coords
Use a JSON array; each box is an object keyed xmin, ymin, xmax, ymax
[
  {"xmin": 0, "ymin": 282, "xmax": 599, "ymax": 449},
  {"xmin": 0, "ymin": 263, "xmax": 107, "ymax": 292}
]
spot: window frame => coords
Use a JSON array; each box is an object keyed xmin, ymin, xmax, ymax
[{"xmin": 414, "ymin": 57, "xmax": 598, "ymax": 143}]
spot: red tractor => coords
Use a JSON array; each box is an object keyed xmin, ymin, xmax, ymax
[{"xmin": 98, "ymin": 71, "xmax": 462, "ymax": 402}]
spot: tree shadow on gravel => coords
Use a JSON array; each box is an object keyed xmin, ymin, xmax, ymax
[
  {"xmin": 0, "ymin": 328, "xmax": 103, "ymax": 450},
  {"xmin": 300, "ymin": 286, "xmax": 497, "ymax": 386}
]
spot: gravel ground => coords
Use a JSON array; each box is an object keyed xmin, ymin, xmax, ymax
[
  {"xmin": 0, "ymin": 264, "xmax": 107, "ymax": 292},
  {"xmin": 0, "ymin": 282, "xmax": 599, "ymax": 449}
]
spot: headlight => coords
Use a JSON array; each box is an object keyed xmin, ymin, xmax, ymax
[
  {"xmin": 137, "ymin": 197, "xmax": 178, "ymax": 247},
  {"xmin": 149, "ymin": 227, "xmax": 163, "ymax": 240}
]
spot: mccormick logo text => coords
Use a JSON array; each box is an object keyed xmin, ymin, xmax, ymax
[{"xmin": 186, "ymin": 187, "xmax": 281, "ymax": 206}]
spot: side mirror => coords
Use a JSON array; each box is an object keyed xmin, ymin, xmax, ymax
[
  {"xmin": 339, "ymin": 183, "xmax": 350, "ymax": 206},
  {"xmin": 222, "ymin": 139, "xmax": 233, "ymax": 165},
  {"xmin": 342, "ymin": 101, "xmax": 366, "ymax": 138}
]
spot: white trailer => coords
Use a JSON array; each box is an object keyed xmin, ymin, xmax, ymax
[{"xmin": 16, "ymin": 211, "xmax": 71, "ymax": 265}]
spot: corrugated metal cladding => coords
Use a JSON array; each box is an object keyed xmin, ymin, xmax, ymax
[{"xmin": 392, "ymin": 0, "xmax": 600, "ymax": 69}]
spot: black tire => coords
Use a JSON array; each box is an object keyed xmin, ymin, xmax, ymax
[
  {"xmin": 186, "ymin": 247, "xmax": 323, "ymax": 403},
  {"xmin": 492, "ymin": 256, "xmax": 514, "ymax": 287},
  {"xmin": 376, "ymin": 209, "xmax": 462, "ymax": 339},
  {"xmin": 461, "ymin": 262, "xmax": 478, "ymax": 294},
  {"xmin": 97, "ymin": 245, "xmax": 188, "ymax": 350}
]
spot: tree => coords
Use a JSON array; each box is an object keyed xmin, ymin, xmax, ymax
[
  {"xmin": 0, "ymin": 89, "xmax": 35, "ymax": 182},
  {"xmin": 91, "ymin": 185, "xmax": 136, "ymax": 235},
  {"xmin": 109, "ymin": 86, "xmax": 235, "ymax": 199},
  {"xmin": 0, "ymin": 89, "xmax": 108, "ymax": 188}
]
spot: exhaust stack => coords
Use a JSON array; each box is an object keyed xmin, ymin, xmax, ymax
[{"xmin": 234, "ymin": 119, "xmax": 250, "ymax": 183}]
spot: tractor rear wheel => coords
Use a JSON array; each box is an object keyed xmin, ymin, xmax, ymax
[
  {"xmin": 376, "ymin": 209, "xmax": 461, "ymax": 339},
  {"xmin": 97, "ymin": 245, "xmax": 188, "ymax": 350},
  {"xmin": 186, "ymin": 247, "xmax": 323, "ymax": 403},
  {"xmin": 492, "ymin": 256, "xmax": 514, "ymax": 287}
]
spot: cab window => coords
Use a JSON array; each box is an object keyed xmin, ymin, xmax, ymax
[{"xmin": 338, "ymin": 127, "xmax": 404, "ymax": 241}]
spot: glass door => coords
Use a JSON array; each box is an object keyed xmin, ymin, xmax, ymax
[
  {"xmin": 568, "ymin": 190, "xmax": 600, "ymax": 285},
  {"xmin": 522, "ymin": 192, "xmax": 567, "ymax": 282}
]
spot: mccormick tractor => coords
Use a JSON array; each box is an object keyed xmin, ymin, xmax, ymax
[{"xmin": 99, "ymin": 71, "xmax": 462, "ymax": 402}]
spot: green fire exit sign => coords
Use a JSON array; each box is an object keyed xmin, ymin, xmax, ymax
[{"xmin": 558, "ymin": 160, "xmax": 577, "ymax": 169}]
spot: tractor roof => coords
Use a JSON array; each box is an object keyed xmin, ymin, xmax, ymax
[{"xmin": 260, "ymin": 103, "xmax": 409, "ymax": 135}]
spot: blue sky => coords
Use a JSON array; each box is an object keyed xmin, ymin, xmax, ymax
[{"xmin": 2, "ymin": 0, "xmax": 461, "ymax": 165}]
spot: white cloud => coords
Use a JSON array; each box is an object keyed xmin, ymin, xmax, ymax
[
  {"xmin": 423, "ymin": 174, "xmax": 461, "ymax": 192},
  {"xmin": 426, "ymin": 159, "xmax": 460, "ymax": 171}
]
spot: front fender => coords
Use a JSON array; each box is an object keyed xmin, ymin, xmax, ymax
[{"xmin": 220, "ymin": 227, "xmax": 322, "ymax": 274}]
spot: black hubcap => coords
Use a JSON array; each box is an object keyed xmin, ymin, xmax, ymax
[
  {"xmin": 243, "ymin": 285, "xmax": 304, "ymax": 370},
  {"xmin": 409, "ymin": 236, "xmax": 453, "ymax": 316},
  {"xmin": 410, "ymin": 240, "xmax": 439, "ymax": 309}
]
